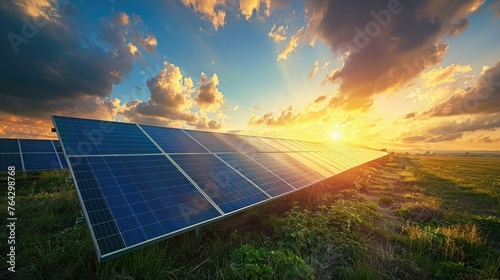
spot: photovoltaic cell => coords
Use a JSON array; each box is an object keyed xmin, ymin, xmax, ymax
[
  {"xmin": 237, "ymin": 136, "xmax": 277, "ymax": 153},
  {"xmin": 216, "ymin": 153, "xmax": 295, "ymax": 197},
  {"xmin": 0, "ymin": 154, "xmax": 22, "ymax": 171},
  {"xmin": 170, "ymin": 154, "xmax": 268, "ymax": 213},
  {"xmin": 140, "ymin": 125, "xmax": 208, "ymax": 154},
  {"xmin": 22, "ymin": 153, "xmax": 62, "ymax": 171},
  {"xmin": 53, "ymin": 116, "xmax": 161, "ymax": 156},
  {"xmin": 0, "ymin": 139, "xmax": 19, "ymax": 153},
  {"xmin": 214, "ymin": 134, "xmax": 259, "ymax": 153},
  {"xmin": 250, "ymin": 153, "xmax": 311, "ymax": 189},
  {"xmin": 256, "ymin": 137, "xmax": 292, "ymax": 152},
  {"xmin": 69, "ymin": 155, "xmax": 222, "ymax": 258},
  {"xmin": 58, "ymin": 153, "xmax": 68, "ymax": 169},
  {"xmin": 20, "ymin": 139, "xmax": 55, "ymax": 153},
  {"xmin": 283, "ymin": 152, "xmax": 334, "ymax": 177},
  {"xmin": 52, "ymin": 140, "xmax": 64, "ymax": 153},
  {"xmin": 183, "ymin": 130, "xmax": 238, "ymax": 153},
  {"xmin": 266, "ymin": 153, "xmax": 325, "ymax": 186}
]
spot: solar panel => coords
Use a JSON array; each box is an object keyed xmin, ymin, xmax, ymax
[
  {"xmin": 69, "ymin": 155, "xmax": 222, "ymax": 258},
  {"xmin": 140, "ymin": 125, "xmax": 208, "ymax": 154},
  {"xmin": 52, "ymin": 115, "xmax": 388, "ymax": 261},
  {"xmin": 0, "ymin": 153, "xmax": 23, "ymax": 171},
  {"xmin": 20, "ymin": 139, "xmax": 55, "ymax": 153},
  {"xmin": 22, "ymin": 153, "xmax": 62, "ymax": 171},
  {"xmin": 0, "ymin": 138, "xmax": 67, "ymax": 171},
  {"xmin": 54, "ymin": 116, "xmax": 161, "ymax": 156},
  {"xmin": 216, "ymin": 153, "xmax": 295, "ymax": 197},
  {"xmin": 237, "ymin": 135, "xmax": 277, "ymax": 153},
  {"xmin": 0, "ymin": 139, "xmax": 20, "ymax": 153},
  {"xmin": 283, "ymin": 152, "xmax": 334, "ymax": 177},
  {"xmin": 181, "ymin": 130, "xmax": 238, "ymax": 153},
  {"xmin": 169, "ymin": 154, "xmax": 269, "ymax": 213},
  {"xmin": 256, "ymin": 137, "xmax": 292, "ymax": 152}
]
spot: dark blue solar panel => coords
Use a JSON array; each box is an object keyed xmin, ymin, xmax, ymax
[
  {"xmin": 53, "ymin": 116, "xmax": 161, "ymax": 156},
  {"xmin": 217, "ymin": 153, "xmax": 294, "ymax": 197},
  {"xmin": 170, "ymin": 154, "xmax": 268, "ymax": 213},
  {"xmin": 52, "ymin": 140, "xmax": 63, "ymax": 153},
  {"xmin": 183, "ymin": 130, "xmax": 238, "ymax": 153},
  {"xmin": 0, "ymin": 139, "xmax": 19, "ymax": 153},
  {"xmin": 20, "ymin": 139, "xmax": 55, "ymax": 153},
  {"xmin": 70, "ymin": 155, "xmax": 221, "ymax": 257},
  {"xmin": 0, "ymin": 154, "xmax": 22, "ymax": 172},
  {"xmin": 69, "ymin": 157, "xmax": 125, "ymax": 256},
  {"xmin": 58, "ymin": 153, "xmax": 68, "ymax": 169},
  {"xmin": 140, "ymin": 125, "xmax": 207, "ymax": 153},
  {"xmin": 23, "ymin": 153, "xmax": 62, "ymax": 171}
]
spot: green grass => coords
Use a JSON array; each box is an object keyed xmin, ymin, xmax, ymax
[{"xmin": 1, "ymin": 156, "xmax": 499, "ymax": 279}]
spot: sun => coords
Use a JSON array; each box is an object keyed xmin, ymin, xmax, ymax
[{"xmin": 331, "ymin": 132, "xmax": 340, "ymax": 140}]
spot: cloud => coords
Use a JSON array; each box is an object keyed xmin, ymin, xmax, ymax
[
  {"xmin": 122, "ymin": 62, "xmax": 225, "ymax": 130},
  {"xmin": 420, "ymin": 64, "xmax": 472, "ymax": 88},
  {"xmin": 233, "ymin": 105, "xmax": 240, "ymax": 111},
  {"xmin": 195, "ymin": 73, "xmax": 226, "ymax": 112},
  {"xmin": 180, "ymin": 0, "xmax": 226, "ymax": 30},
  {"xmin": 140, "ymin": 33, "xmax": 158, "ymax": 54},
  {"xmin": 400, "ymin": 113, "xmax": 500, "ymax": 143},
  {"xmin": 488, "ymin": 0, "xmax": 500, "ymax": 18},
  {"xmin": 425, "ymin": 60, "xmax": 500, "ymax": 117},
  {"xmin": 302, "ymin": 0, "xmax": 484, "ymax": 110},
  {"xmin": 117, "ymin": 12, "xmax": 130, "ymax": 26},
  {"xmin": 308, "ymin": 60, "xmax": 319, "ymax": 79},
  {"xmin": 0, "ymin": 2, "xmax": 155, "ymax": 123},
  {"xmin": 403, "ymin": 112, "xmax": 417, "ymax": 119},
  {"xmin": 277, "ymin": 27, "xmax": 304, "ymax": 61},
  {"xmin": 268, "ymin": 24, "xmax": 288, "ymax": 43},
  {"xmin": 146, "ymin": 62, "xmax": 195, "ymax": 109},
  {"xmin": 240, "ymin": 0, "xmax": 287, "ymax": 19}
]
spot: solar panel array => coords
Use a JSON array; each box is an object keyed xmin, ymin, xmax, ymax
[
  {"xmin": 0, "ymin": 139, "xmax": 67, "ymax": 171},
  {"xmin": 52, "ymin": 115, "xmax": 388, "ymax": 261}
]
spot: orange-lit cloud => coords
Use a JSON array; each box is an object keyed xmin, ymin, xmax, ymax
[
  {"xmin": 308, "ymin": 60, "xmax": 319, "ymax": 79},
  {"xmin": 277, "ymin": 27, "xmax": 303, "ymax": 61},
  {"xmin": 298, "ymin": 0, "xmax": 484, "ymax": 111},
  {"xmin": 121, "ymin": 62, "xmax": 224, "ymax": 130},
  {"xmin": 180, "ymin": 0, "xmax": 226, "ymax": 30},
  {"xmin": 195, "ymin": 73, "xmax": 226, "ymax": 112},
  {"xmin": 13, "ymin": 0, "xmax": 59, "ymax": 23},
  {"xmin": 425, "ymin": 61, "xmax": 500, "ymax": 117},
  {"xmin": 140, "ymin": 33, "xmax": 158, "ymax": 54},
  {"xmin": 268, "ymin": 24, "xmax": 288, "ymax": 43},
  {"xmin": 420, "ymin": 64, "xmax": 472, "ymax": 88}
]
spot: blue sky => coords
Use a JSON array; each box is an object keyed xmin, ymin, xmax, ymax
[{"xmin": 0, "ymin": 0, "xmax": 499, "ymax": 150}]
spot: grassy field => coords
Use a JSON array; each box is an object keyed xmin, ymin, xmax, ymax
[{"xmin": 1, "ymin": 155, "xmax": 499, "ymax": 279}]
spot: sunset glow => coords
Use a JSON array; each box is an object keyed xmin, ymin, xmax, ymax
[{"xmin": 0, "ymin": 0, "xmax": 499, "ymax": 151}]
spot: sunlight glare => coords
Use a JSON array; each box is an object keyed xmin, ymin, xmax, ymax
[{"xmin": 331, "ymin": 132, "xmax": 340, "ymax": 140}]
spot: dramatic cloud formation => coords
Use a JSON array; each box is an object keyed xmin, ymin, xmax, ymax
[
  {"xmin": 180, "ymin": 0, "xmax": 226, "ymax": 30},
  {"xmin": 0, "ymin": 1, "xmax": 157, "ymax": 121},
  {"xmin": 195, "ymin": 73, "xmax": 226, "ymax": 112},
  {"xmin": 268, "ymin": 24, "xmax": 288, "ymax": 43},
  {"xmin": 303, "ymin": 0, "xmax": 483, "ymax": 110},
  {"xmin": 122, "ymin": 62, "xmax": 225, "ymax": 129},
  {"xmin": 425, "ymin": 61, "xmax": 500, "ymax": 117},
  {"xmin": 400, "ymin": 113, "xmax": 500, "ymax": 143}
]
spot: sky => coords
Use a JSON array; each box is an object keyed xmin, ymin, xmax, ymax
[{"xmin": 0, "ymin": 0, "xmax": 499, "ymax": 151}]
